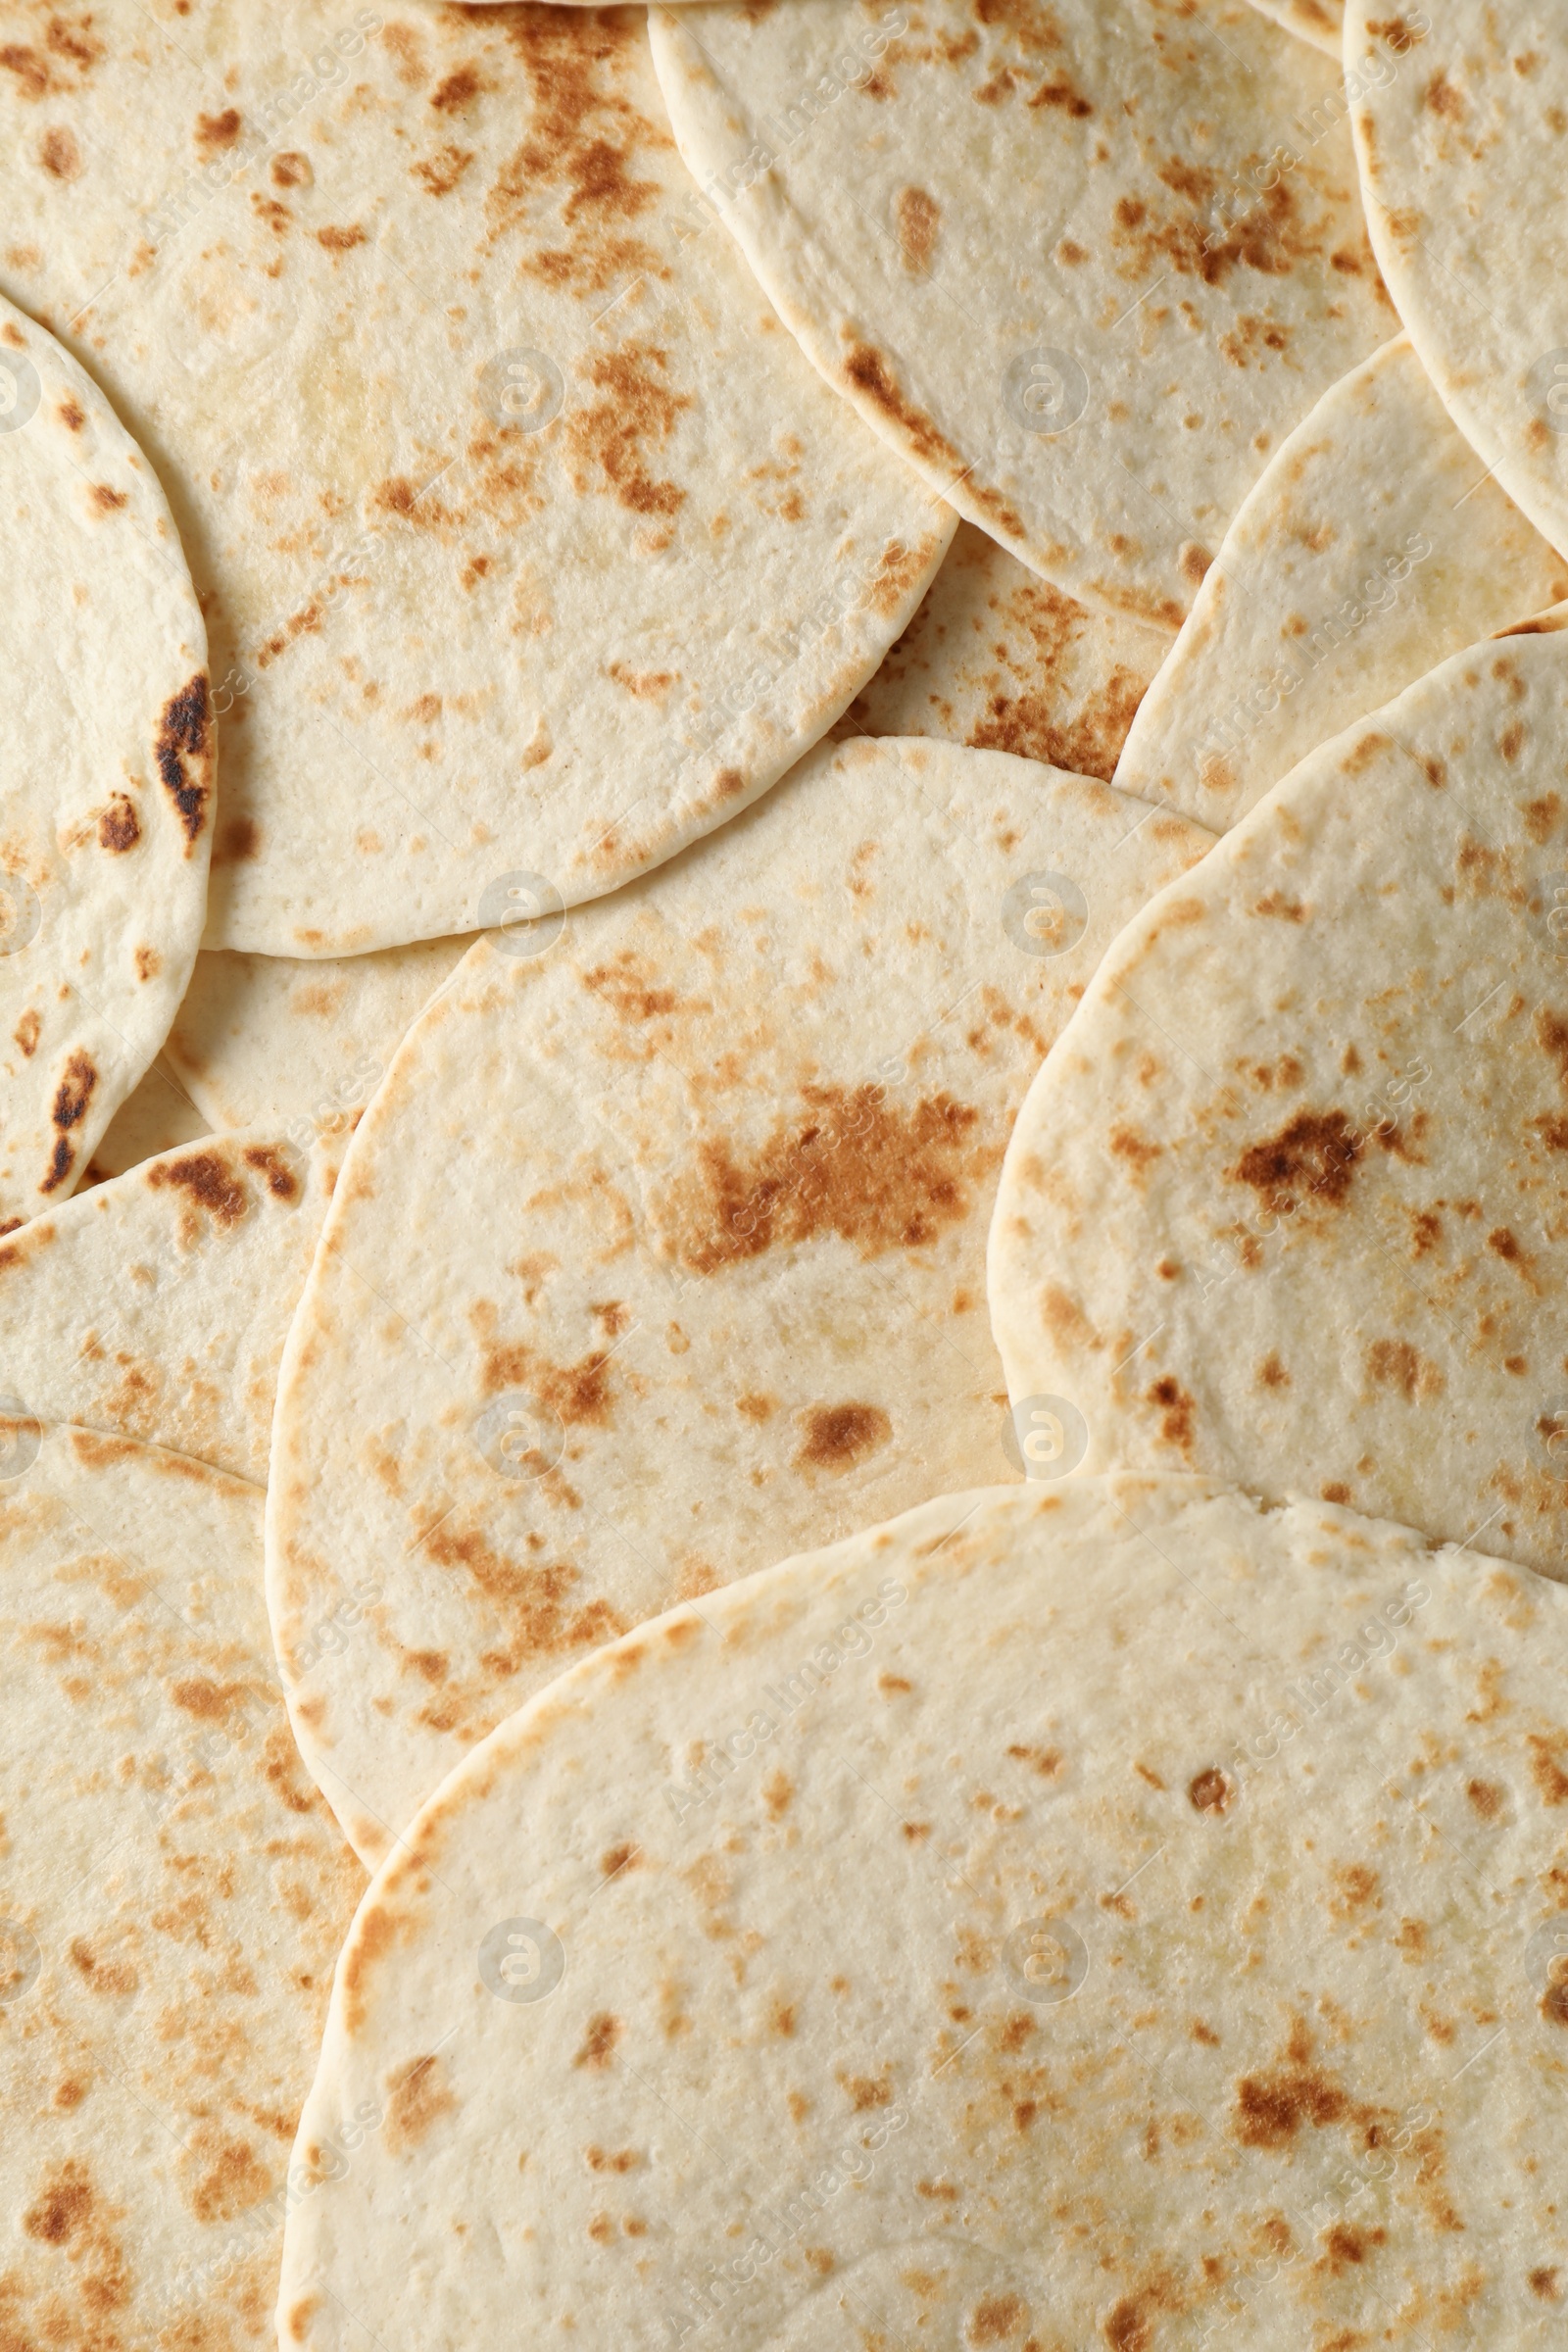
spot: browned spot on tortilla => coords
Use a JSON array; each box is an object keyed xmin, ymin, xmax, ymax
[
  {"xmin": 485, "ymin": 9, "xmax": 660, "ymax": 254},
  {"xmin": 1466, "ymin": 1779, "xmax": 1503, "ymax": 1821},
  {"xmin": 1188, "ymin": 1768, "xmax": 1231, "ymax": 1815},
  {"xmin": 1423, "ymin": 71, "xmax": 1464, "ymax": 119},
  {"xmin": 1524, "ymin": 793, "xmax": 1562, "ymax": 844},
  {"xmin": 156, "ymin": 674, "xmax": 213, "ymax": 847},
  {"xmin": 481, "ymin": 1338, "xmax": 613, "ymax": 1428},
  {"xmin": 1530, "ymin": 1735, "xmax": 1568, "ymax": 1806},
  {"xmin": 414, "ymin": 143, "xmax": 474, "ymax": 198},
  {"xmin": 574, "ymin": 2012, "xmax": 620, "ymax": 2069},
  {"xmin": 1364, "ymin": 1339, "xmax": 1444, "ymax": 1403},
  {"xmin": 665, "ymin": 1085, "xmax": 991, "ymax": 1274},
  {"xmin": 895, "ymin": 185, "xmax": 939, "ymax": 272},
  {"xmin": 1179, "ymin": 541, "xmax": 1211, "ymax": 588},
  {"xmin": 1531, "ymin": 2264, "xmax": 1563, "ymax": 2296},
  {"xmin": 146, "ymin": 1151, "xmax": 247, "ymax": 1228},
  {"xmin": 317, "ymin": 223, "xmax": 368, "ymax": 254},
  {"xmin": 431, "ymin": 64, "xmax": 481, "ymax": 111},
  {"xmin": 134, "ymin": 945, "xmax": 160, "ymax": 982},
  {"xmin": 216, "ymin": 813, "xmax": 259, "ymax": 865},
  {"xmin": 195, "ymin": 107, "xmax": 242, "ymax": 157},
  {"xmin": 189, "ymin": 2136, "xmax": 271, "ymax": 2223},
  {"xmin": 1235, "ymin": 2058, "xmax": 1348, "ymax": 2148},
  {"xmin": 794, "ymin": 1402, "xmax": 892, "ymax": 1473},
  {"xmin": 383, "ymin": 2054, "xmax": 456, "ymax": 2155},
  {"xmin": 40, "ymin": 123, "xmax": 79, "ymax": 177},
  {"xmin": 23, "ymin": 2158, "xmax": 97, "ymax": 2242},
  {"xmin": 13, "ymin": 1007, "xmax": 39, "ymax": 1059},
  {"xmin": 736, "ymin": 1393, "xmax": 775, "ymax": 1423},
  {"xmin": 1257, "ymin": 1352, "xmax": 1290, "ymax": 1390},
  {"xmin": 1544, "ymin": 1977, "xmax": 1568, "ymax": 2029},
  {"xmin": 242, "ymin": 1144, "xmax": 301, "ymax": 1202},
  {"xmin": 271, "ymin": 150, "xmax": 311, "ymax": 188},
  {"xmin": 868, "ymin": 534, "xmax": 937, "ymax": 619},
  {"xmin": 89, "ymin": 482, "xmax": 126, "ymax": 514},
  {"xmin": 844, "ymin": 341, "xmax": 964, "ymax": 474},
  {"xmin": 1147, "ymin": 1375, "xmax": 1196, "ymax": 1455},
  {"xmin": 56, "ymin": 394, "xmax": 84, "ymax": 430},
  {"xmin": 41, "ymin": 1050, "xmax": 97, "ymax": 1194},
  {"xmin": 564, "ymin": 343, "xmax": 689, "ymax": 516},
  {"xmin": 1232, "ymin": 1108, "xmax": 1361, "ymax": 1214},
  {"xmin": 97, "ymin": 796, "xmax": 139, "ymax": 853}
]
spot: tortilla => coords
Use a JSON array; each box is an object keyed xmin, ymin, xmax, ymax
[
  {"xmin": 1348, "ymin": 6, "xmax": 1568, "ymax": 569},
  {"xmin": 990, "ymin": 625, "xmax": 1568, "ymax": 1577},
  {"xmin": 843, "ymin": 521, "xmax": 1167, "ymax": 781},
  {"xmin": 649, "ymin": 0, "xmax": 1393, "ymax": 632},
  {"xmin": 1244, "ymin": 0, "xmax": 1341, "ymax": 57},
  {"xmin": 277, "ymin": 1471, "xmax": 1568, "ymax": 2350},
  {"xmin": 0, "ymin": 5, "xmax": 948, "ymax": 959},
  {"xmin": 266, "ymin": 735, "xmax": 1212, "ymax": 1862},
  {"xmin": 1114, "ymin": 334, "xmax": 1568, "ymax": 829},
  {"xmin": 0, "ymin": 1128, "xmax": 336, "ymax": 1483},
  {"xmin": 83, "ymin": 1057, "xmax": 209, "ymax": 1183},
  {"xmin": 0, "ymin": 1422, "xmax": 361, "ymax": 2351},
  {"xmin": 0, "ymin": 288, "xmax": 212, "ymax": 1231},
  {"xmin": 165, "ymin": 942, "xmax": 467, "ymax": 1141}
]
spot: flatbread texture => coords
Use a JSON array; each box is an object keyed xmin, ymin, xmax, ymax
[
  {"xmin": 165, "ymin": 943, "xmax": 467, "ymax": 1141},
  {"xmin": 1114, "ymin": 334, "xmax": 1568, "ymax": 830},
  {"xmin": 83, "ymin": 1057, "xmax": 208, "ymax": 1182},
  {"xmin": 279, "ymin": 1474, "xmax": 1568, "ymax": 2349},
  {"xmin": 0, "ymin": 1129, "xmax": 336, "ymax": 1482},
  {"xmin": 1244, "ymin": 0, "xmax": 1341, "ymax": 57},
  {"xmin": 843, "ymin": 521, "xmax": 1167, "ymax": 781},
  {"xmin": 1349, "ymin": 4, "xmax": 1568, "ymax": 568},
  {"xmin": 0, "ymin": 290, "xmax": 212, "ymax": 1232},
  {"xmin": 649, "ymin": 0, "xmax": 1395, "ymax": 633},
  {"xmin": 0, "ymin": 1425, "xmax": 361, "ymax": 2352},
  {"xmin": 991, "ymin": 626, "xmax": 1568, "ymax": 1578},
  {"xmin": 267, "ymin": 735, "xmax": 1212, "ymax": 1863},
  {"xmin": 0, "ymin": 4, "xmax": 948, "ymax": 958}
]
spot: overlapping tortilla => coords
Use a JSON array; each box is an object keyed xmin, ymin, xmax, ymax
[
  {"xmin": 267, "ymin": 735, "xmax": 1212, "ymax": 1861},
  {"xmin": 0, "ymin": 289, "xmax": 212, "ymax": 1228},
  {"xmin": 279, "ymin": 1475, "xmax": 1568, "ymax": 2349},
  {"xmin": 0, "ymin": 1424, "xmax": 361, "ymax": 2351},
  {"xmin": 651, "ymin": 0, "xmax": 1393, "ymax": 628},
  {"xmin": 991, "ymin": 626, "xmax": 1568, "ymax": 1575},
  {"xmin": 0, "ymin": 3, "xmax": 946, "ymax": 956}
]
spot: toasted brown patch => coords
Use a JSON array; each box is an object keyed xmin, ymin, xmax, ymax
[
  {"xmin": 40, "ymin": 123, "xmax": 79, "ymax": 178},
  {"xmin": 574, "ymin": 2012, "xmax": 620, "ymax": 2069},
  {"xmin": 89, "ymin": 482, "xmax": 126, "ymax": 514},
  {"xmin": 1188, "ymin": 1768, "xmax": 1231, "ymax": 1815},
  {"xmin": 565, "ymin": 343, "xmax": 689, "ymax": 517},
  {"xmin": 382, "ymin": 2054, "xmax": 456, "ymax": 2155},
  {"xmin": 41, "ymin": 1050, "xmax": 97, "ymax": 1194},
  {"xmin": 147, "ymin": 1151, "xmax": 247, "ymax": 1228},
  {"xmin": 895, "ymin": 185, "xmax": 940, "ymax": 271},
  {"xmin": 242, "ymin": 1144, "xmax": 301, "ymax": 1202},
  {"xmin": 97, "ymin": 795, "xmax": 140, "ymax": 853},
  {"xmin": 156, "ymin": 674, "xmax": 213, "ymax": 846},
  {"xmin": 793, "ymin": 1402, "xmax": 892, "ymax": 1473},
  {"xmin": 1232, "ymin": 1108, "xmax": 1361, "ymax": 1213}
]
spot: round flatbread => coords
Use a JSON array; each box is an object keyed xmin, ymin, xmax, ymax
[
  {"xmin": 278, "ymin": 1473, "xmax": 1568, "ymax": 2349},
  {"xmin": 1348, "ymin": 5, "xmax": 1568, "ymax": 565},
  {"xmin": 267, "ymin": 735, "xmax": 1212, "ymax": 1863},
  {"xmin": 1114, "ymin": 335, "xmax": 1568, "ymax": 829},
  {"xmin": 0, "ymin": 3, "xmax": 947, "ymax": 956},
  {"xmin": 991, "ymin": 624, "xmax": 1568, "ymax": 1577},
  {"xmin": 845, "ymin": 520, "xmax": 1167, "ymax": 781},
  {"xmin": 165, "ymin": 942, "xmax": 467, "ymax": 1141},
  {"xmin": 0, "ymin": 1424, "xmax": 361, "ymax": 2351},
  {"xmin": 0, "ymin": 1128, "xmax": 337, "ymax": 1482},
  {"xmin": 650, "ymin": 0, "xmax": 1394, "ymax": 630},
  {"xmin": 0, "ymin": 290, "xmax": 212, "ymax": 1231}
]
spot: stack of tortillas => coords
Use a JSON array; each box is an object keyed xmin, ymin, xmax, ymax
[{"xmin": 3, "ymin": 2, "xmax": 1566, "ymax": 2343}]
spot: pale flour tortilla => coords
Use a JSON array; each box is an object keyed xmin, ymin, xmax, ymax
[
  {"xmin": 279, "ymin": 1474, "xmax": 1568, "ymax": 2349},
  {"xmin": 650, "ymin": 0, "xmax": 1394, "ymax": 632},
  {"xmin": 0, "ymin": 289, "xmax": 212, "ymax": 1230},
  {"xmin": 1348, "ymin": 6, "xmax": 1568, "ymax": 567},
  {"xmin": 165, "ymin": 942, "xmax": 467, "ymax": 1141},
  {"xmin": 83, "ymin": 1056, "xmax": 208, "ymax": 1182},
  {"xmin": 0, "ymin": 3, "xmax": 948, "ymax": 956},
  {"xmin": 1244, "ymin": 0, "xmax": 1341, "ymax": 56},
  {"xmin": 0, "ymin": 1424, "xmax": 361, "ymax": 2352},
  {"xmin": 842, "ymin": 520, "xmax": 1167, "ymax": 781},
  {"xmin": 266, "ymin": 735, "xmax": 1212, "ymax": 1864},
  {"xmin": 991, "ymin": 626, "xmax": 1568, "ymax": 1577},
  {"xmin": 0, "ymin": 1128, "xmax": 336, "ymax": 1482},
  {"xmin": 1114, "ymin": 334, "xmax": 1568, "ymax": 829}
]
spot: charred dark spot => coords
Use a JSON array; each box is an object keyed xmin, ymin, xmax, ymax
[
  {"xmin": 89, "ymin": 483, "xmax": 126, "ymax": 514},
  {"xmin": 1234, "ymin": 2066, "xmax": 1348, "ymax": 2148},
  {"xmin": 97, "ymin": 796, "xmax": 139, "ymax": 853},
  {"xmin": 146, "ymin": 1151, "xmax": 247, "ymax": 1227},
  {"xmin": 1188, "ymin": 1768, "xmax": 1231, "ymax": 1815},
  {"xmin": 156, "ymin": 673, "xmax": 212, "ymax": 846},
  {"xmin": 241, "ymin": 1144, "xmax": 300, "ymax": 1202},
  {"xmin": 1232, "ymin": 1109, "xmax": 1361, "ymax": 1214},
  {"xmin": 793, "ymin": 1402, "xmax": 892, "ymax": 1473},
  {"xmin": 1147, "ymin": 1374, "xmax": 1196, "ymax": 1455},
  {"xmin": 41, "ymin": 1051, "xmax": 96, "ymax": 1193}
]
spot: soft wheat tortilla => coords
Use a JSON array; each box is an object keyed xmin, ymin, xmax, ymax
[
  {"xmin": 1348, "ymin": 6, "xmax": 1568, "ymax": 567},
  {"xmin": 991, "ymin": 626, "xmax": 1568, "ymax": 1576},
  {"xmin": 1244, "ymin": 0, "xmax": 1340, "ymax": 56},
  {"xmin": 278, "ymin": 1473, "xmax": 1568, "ymax": 2350},
  {"xmin": 0, "ymin": 4, "xmax": 947, "ymax": 957},
  {"xmin": 650, "ymin": 0, "xmax": 1393, "ymax": 631},
  {"xmin": 0, "ymin": 289, "xmax": 212, "ymax": 1230},
  {"xmin": 267, "ymin": 735, "xmax": 1211, "ymax": 1862},
  {"xmin": 0, "ymin": 1424, "xmax": 361, "ymax": 2352},
  {"xmin": 843, "ymin": 521, "xmax": 1167, "ymax": 782},
  {"xmin": 1114, "ymin": 334, "xmax": 1568, "ymax": 828},
  {"xmin": 83, "ymin": 1056, "xmax": 208, "ymax": 1182},
  {"xmin": 0, "ymin": 1128, "xmax": 336, "ymax": 1481},
  {"xmin": 165, "ymin": 942, "xmax": 467, "ymax": 1140}
]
